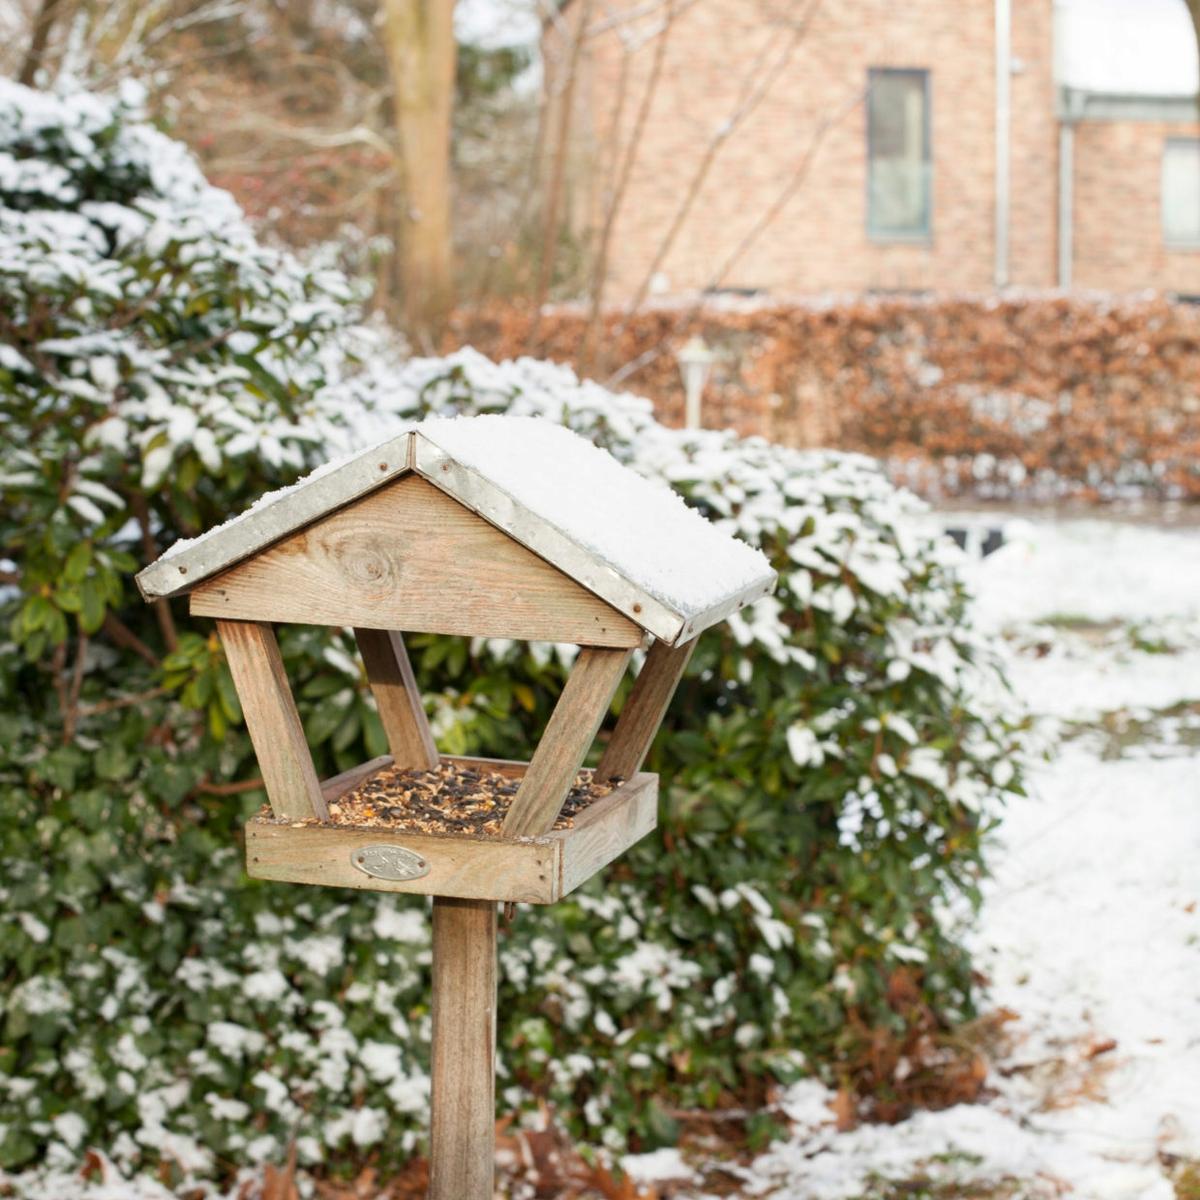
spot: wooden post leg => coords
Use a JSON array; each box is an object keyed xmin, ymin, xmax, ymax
[
  {"xmin": 502, "ymin": 646, "xmax": 632, "ymax": 839},
  {"xmin": 353, "ymin": 628, "xmax": 439, "ymax": 770},
  {"xmin": 596, "ymin": 637, "xmax": 697, "ymax": 784},
  {"xmin": 429, "ymin": 898, "xmax": 497, "ymax": 1200},
  {"xmin": 216, "ymin": 619, "xmax": 328, "ymax": 821}
]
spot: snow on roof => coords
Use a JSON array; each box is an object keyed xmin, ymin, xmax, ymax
[
  {"xmin": 1055, "ymin": 0, "xmax": 1199, "ymax": 97},
  {"xmin": 137, "ymin": 415, "xmax": 776, "ymax": 644},
  {"xmin": 419, "ymin": 415, "xmax": 772, "ymax": 612}
]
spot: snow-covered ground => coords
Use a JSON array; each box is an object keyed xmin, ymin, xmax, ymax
[{"xmin": 645, "ymin": 512, "xmax": 1200, "ymax": 1200}]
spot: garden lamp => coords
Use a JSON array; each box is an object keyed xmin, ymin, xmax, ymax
[{"xmin": 676, "ymin": 335, "xmax": 717, "ymax": 430}]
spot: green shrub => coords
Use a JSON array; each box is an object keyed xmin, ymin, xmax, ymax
[{"xmin": 0, "ymin": 80, "xmax": 1024, "ymax": 1186}]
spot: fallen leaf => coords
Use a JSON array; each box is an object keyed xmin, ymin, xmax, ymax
[
  {"xmin": 79, "ymin": 1150, "xmax": 105, "ymax": 1183},
  {"xmin": 261, "ymin": 1139, "xmax": 299, "ymax": 1200}
]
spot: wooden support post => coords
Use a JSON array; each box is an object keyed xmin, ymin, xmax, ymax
[
  {"xmin": 502, "ymin": 646, "xmax": 632, "ymax": 839},
  {"xmin": 429, "ymin": 897, "xmax": 497, "ymax": 1200},
  {"xmin": 353, "ymin": 628, "xmax": 439, "ymax": 770},
  {"xmin": 596, "ymin": 637, "xmax": 697, "ymax": 783},
  {"xmin": 216, "ymin": 619, "xmax": 328, "ymax": 821}
]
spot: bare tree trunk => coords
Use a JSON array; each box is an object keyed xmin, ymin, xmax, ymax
[
  {"xmin": 287, "ymin": 0, "xmax": 316, "ymax": 47},
  {"xmin": 382, "ymin": 0, "xmax": 458, "ymax": 346},
  {"xmin": 532, "ymin": 0, "xmax": 594, "ymax": 320},
  {"xmin": 19, "ymin": 0, "xmax": 66, "ymax": 86},
  {"xmin": 1188, "ymin": 2, "xmax": 1200, "ymax": 121},
  {"xmin": 471, "ymin": 91, "xmax": 548, "ymax": 306},
  {"xmin": 1187, "ymin": 1, "xmax": 1200, "ymax": 245},
  {"xmin": 578, "ymin": 3, "xmax": 676, "ymax": 374}
]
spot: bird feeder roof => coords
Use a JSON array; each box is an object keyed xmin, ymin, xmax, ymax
[{"xmin": 136, "ymin": 415, "xmax": 776, "ymax": 645}]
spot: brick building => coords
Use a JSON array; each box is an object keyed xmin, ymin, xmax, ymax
[{"xmin": 547, "ymin": 0, "xmax": 1200, "ymax": 301}]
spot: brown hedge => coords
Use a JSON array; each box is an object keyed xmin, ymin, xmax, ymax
[{"xmin": 446, "ymin": 293, "xmax": 1200, "ymax": 502}]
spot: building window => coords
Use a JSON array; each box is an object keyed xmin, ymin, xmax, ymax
[
  {"xmin": 867, "ymin": 68, "xmax": 931, "ymax": 240},
  {"xmin": 1163, "ymin": 138, "xmax": 1200, "ymax": 248}
]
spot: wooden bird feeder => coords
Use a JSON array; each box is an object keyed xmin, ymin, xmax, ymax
[{"xmin": 136, "ymin": 416, "xmax": 776, "ymax": 1198}]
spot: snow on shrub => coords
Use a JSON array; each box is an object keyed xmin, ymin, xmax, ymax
[{"xmin": 0, "ymin": 81, "xmax": 1025, "ymax": 1186}]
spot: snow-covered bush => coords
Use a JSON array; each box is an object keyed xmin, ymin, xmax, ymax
[
  {"xmin": 0, "ymin": 78, "xmax": 363, "ymax": 672},
  {"xmin": 0, "ymin": 80, "xmax": 1024, "ymax": 1185}
]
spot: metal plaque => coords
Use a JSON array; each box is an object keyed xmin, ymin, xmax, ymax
[{"xmin": 350, "ymin": 844, "xmax": 430, "ymax": 883}]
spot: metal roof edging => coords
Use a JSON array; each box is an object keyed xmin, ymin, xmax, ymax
[{"xmin": 134, "ymin": 431, "xmax": 417, "ymax": 601}]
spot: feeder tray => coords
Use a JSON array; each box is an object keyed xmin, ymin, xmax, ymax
[{"xmin": 246, "ymin": 754, "xmax": 656, "ymax": 904}]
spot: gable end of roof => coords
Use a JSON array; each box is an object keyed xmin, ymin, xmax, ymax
[{"xmin": 135, "ymin": 430, "xmax": 416, "ymax": 603}]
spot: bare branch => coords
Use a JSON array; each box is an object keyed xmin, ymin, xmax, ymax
[
  {"xmin": 18, "ymin": 0, "xmax": 66, "ymax": 86},
  {"xmin": 705, "ymin": 85, "xmax": 865, "ymax": 291},
  {"xmin": 194, "ymin": 777, "xmax": 265, "ymax": 797},
  {"xmin": 51, "ymin": 639, "xmax": 69, "ymax": 739},
  {"xmin": 102, "ymin": 612, "xmax": 160, "ymax": 668},
  {"xmin": 605, "ymin": 342, "xmax": 665, "ymax": 389},
  {"xmin": 471, "ymin": 92, "xmax": 550, "ymax": 305},
  {"xmin": 143, "ymin": 0, "xmax": 248, "ymax": 45},
  {"xmin": 113, "ymin": 30, "xmax": 267, "ymax": 83},
  {"xmin": 603, "ymin": 77, "xmax": 863, "ymax": 393},
  {"xmin": 212, "ymin": 112, "xmax": 397, "ymax": 160},
  {"xmin": 130, "ymin": 494, "xmax": 177, "ymax": 654},
  {"xmin": 63, "ymin": 632, "xmax": 88, "ymax": 741},
  {"xmin": 579, "ymin": 0, "xmax": 677, "ymax": 370},
  {"xmin": 79, "ymin": 685, "xmax": 170, "ymax": 719},
  {"xmin": 530, "ymin": 0, "xmax": 596, "ymax": 333},
  {"xmin": 620, "ymin": 0, "xmax": 822, "ymax": 317},
  {"xmin": 588, "ymin": 0, "xmax": 699, "ymax": 39}
]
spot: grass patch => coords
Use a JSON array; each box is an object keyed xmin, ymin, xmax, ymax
[
  {"xmin": 1128, "ymin": 624, "xmax": 1178, "ymax": 655},
  {"xmin": 1168, "ymin": 1157, "xmax": 1200, "ymax": 1200},
  {"xmin": 1013, "ymin": 615, "xmax": 1194, "ymax": 658},
  {"xmin": 745, "ymin": 1170, "xmax": 1031, "ymax": 1200},
  {"xmin": 1063, "ymin": 699, "xmax": 1200, "ymax": 760},
  {"xmin": 849, "ymin": 1166, "xmax": 1026, "ymax": 1200},
  {"xmin": 1037, "ymin": 613, "xmax": 1124, "ymax": 634}
]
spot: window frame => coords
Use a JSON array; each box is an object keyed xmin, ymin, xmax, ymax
[
  {"xmin": 865, "ymin": 67, "xmax": 933, "ymax": 244},
  {"xmin": 1162, "ymin": 136, "xmax": 1200, "ymax": 251}
]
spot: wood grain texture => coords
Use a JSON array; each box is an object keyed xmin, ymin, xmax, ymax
[
  {"xmin": 136, "ymin": 433, "xmax": 415, "ymax": 601},
  {"xmin": 502, "ymin": 647, "xmax": 632, "ymax": 839},
  {"xmin": 244, "ymin": 818, "xmax": 561, "ymax": 902},
  {"xmin": 190, "ymin": 475, "xmax": 643, "ymax": 647},
  {"xmin": 429, "ymin": 897, "xmax": 497, "ymax": 1200},
  {"xmin": 558, "ymin": 772, "xmax": 657, "ymax": 896},
  {"xmin": 217, "ymin": 619, "xmax": 328, "ymax": 821},
  {"xmin": 353, "ymin": 628, "xmax": 439, "ymax": 769},
  {"xmin": 321, "ymin": 754, "xmax": 394, "ymax": 803},
  {"xmin": 596, "ymin": 637, "xmax": 697, "ymax": 783}
]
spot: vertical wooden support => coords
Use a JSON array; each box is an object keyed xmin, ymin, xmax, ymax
[
  {"xmin": 217, "ymin": 619, "xmax": 328, "ymax": 822},
  {"xmin": 429, "ymin": 897, "xmax": 497, "ymax": 1200},
  {"xmin": 502, "ymin": 646, "xmax": 632, "ymax": 839},
  {"xmin": 353, "ymin": 628, "xmax": 439, "ymax": 770},
  {"xmin": 431, "ymin": 649, "xmax": 628, "ymax": 1190},
  {"xmin": 596, "ymin": 637, "xmax": 697, "ymax": 783}
]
